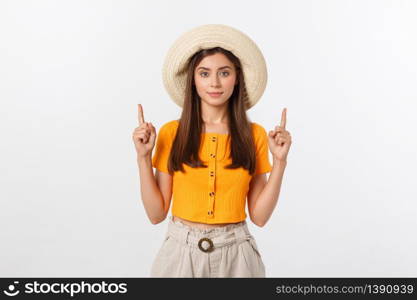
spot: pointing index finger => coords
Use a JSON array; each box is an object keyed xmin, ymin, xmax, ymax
[
  {"xmin": 137, "ymin": 104, "xmax": 145, "ymax": 125},
  {"xmin": 280, "ymin": 108, "xmax": 287, "ymax": 129}
]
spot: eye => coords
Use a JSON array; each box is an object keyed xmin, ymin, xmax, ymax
[{"xmin": 199, "ymin": 71, "xmax": 230, "ymax": 77}]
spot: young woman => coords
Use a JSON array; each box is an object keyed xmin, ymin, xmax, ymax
[{"xmin": 132, "ymin": 24, "xmax": 292, "ymax": 277}]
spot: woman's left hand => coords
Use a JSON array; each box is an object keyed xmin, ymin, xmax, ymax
[{"xmin": 268, "ymin": 108, "xmax": 292, "ymax": 162}]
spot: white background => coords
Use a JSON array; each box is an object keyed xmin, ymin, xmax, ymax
[{"xmin": 1, "ymin": 0, "xmax": 416, "ymax": 277}]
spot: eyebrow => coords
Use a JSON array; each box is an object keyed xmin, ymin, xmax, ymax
[{"xmin": 197, "ymin": 66, "xmax": 232, "ymax": 71}]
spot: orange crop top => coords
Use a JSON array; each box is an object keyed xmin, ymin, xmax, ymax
[{"xmin": 151, "ymin": 120, "xmax": 273, "ymax": 224}]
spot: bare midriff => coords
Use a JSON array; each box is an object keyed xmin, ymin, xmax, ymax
[{"xmin": 172, "ymin": 215, "xmax": 238, "ymax": 229}]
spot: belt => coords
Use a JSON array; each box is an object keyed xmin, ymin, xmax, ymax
[{"xmin": 166, "ymin": 218, "xmax": 252, "ymax": 253}]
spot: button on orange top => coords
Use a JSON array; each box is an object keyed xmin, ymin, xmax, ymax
[{"xmin": 152, "ymin": 120, "xmax": 272, "ymax": 224}]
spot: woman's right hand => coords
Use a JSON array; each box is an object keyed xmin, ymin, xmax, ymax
[{"xmin": 132, "ymin": 104, "xmax": 156, "ymax": 157}]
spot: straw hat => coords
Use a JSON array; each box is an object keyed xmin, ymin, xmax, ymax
[{"xmin": 162, "ymin": 24, "xmax": 268, "ymax": 110}]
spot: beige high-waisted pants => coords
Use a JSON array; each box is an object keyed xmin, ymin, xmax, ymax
[{"xmin": 150, "ymin": 215, "xmax": 266, "ymax": 278}]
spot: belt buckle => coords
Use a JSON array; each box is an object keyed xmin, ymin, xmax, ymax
[{"xmin": 198, "ymin": 237, "xmax": 214, "ymax": 253}]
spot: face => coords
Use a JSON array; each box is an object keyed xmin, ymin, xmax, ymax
[{"xmin": 194, "ymin": 52, "xmax": 237, "ymax": 108}]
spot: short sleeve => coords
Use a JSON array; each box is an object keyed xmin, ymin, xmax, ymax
[
  {"xmin": 253, "ymin": 123, "xmax": 273, "ymax": 175},
  {"xmin": 151, "ymin": 121, "xmax": 175, "ymax": 173}
]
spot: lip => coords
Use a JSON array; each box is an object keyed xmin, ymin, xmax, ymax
[{"xmin": 207, "ymin": 92, "xmax": 223, "ymax": 98}]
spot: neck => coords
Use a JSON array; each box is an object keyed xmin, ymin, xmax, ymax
[{"xmin": 201, "ymin": 102, "xmax": 228, "ymax": 124}]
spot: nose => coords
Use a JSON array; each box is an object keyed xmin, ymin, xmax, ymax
[{"xmin": 210, "ymin": 74, "xmax": 221, "ymax": 87}]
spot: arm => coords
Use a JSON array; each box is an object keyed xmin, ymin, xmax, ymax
[
  {"xmin": 248, "ymin": 108, "xmax": 291, "ymax": 227},
  {"xmin": 137, "ymin": 154, "xmax": 172, "ymax": 224},
  {"xmin": 247, "ymin": 158, "xmax": 287, "ymax": 227}
]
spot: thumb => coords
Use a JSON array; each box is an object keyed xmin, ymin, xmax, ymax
[{"xmin": 148, "ymin": 122, "xmax": 156, "ymax": 143}]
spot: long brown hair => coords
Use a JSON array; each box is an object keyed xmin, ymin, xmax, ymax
[{"xmin": 167, "ymin": 47, "xmax": 257, "ymax": 175}]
